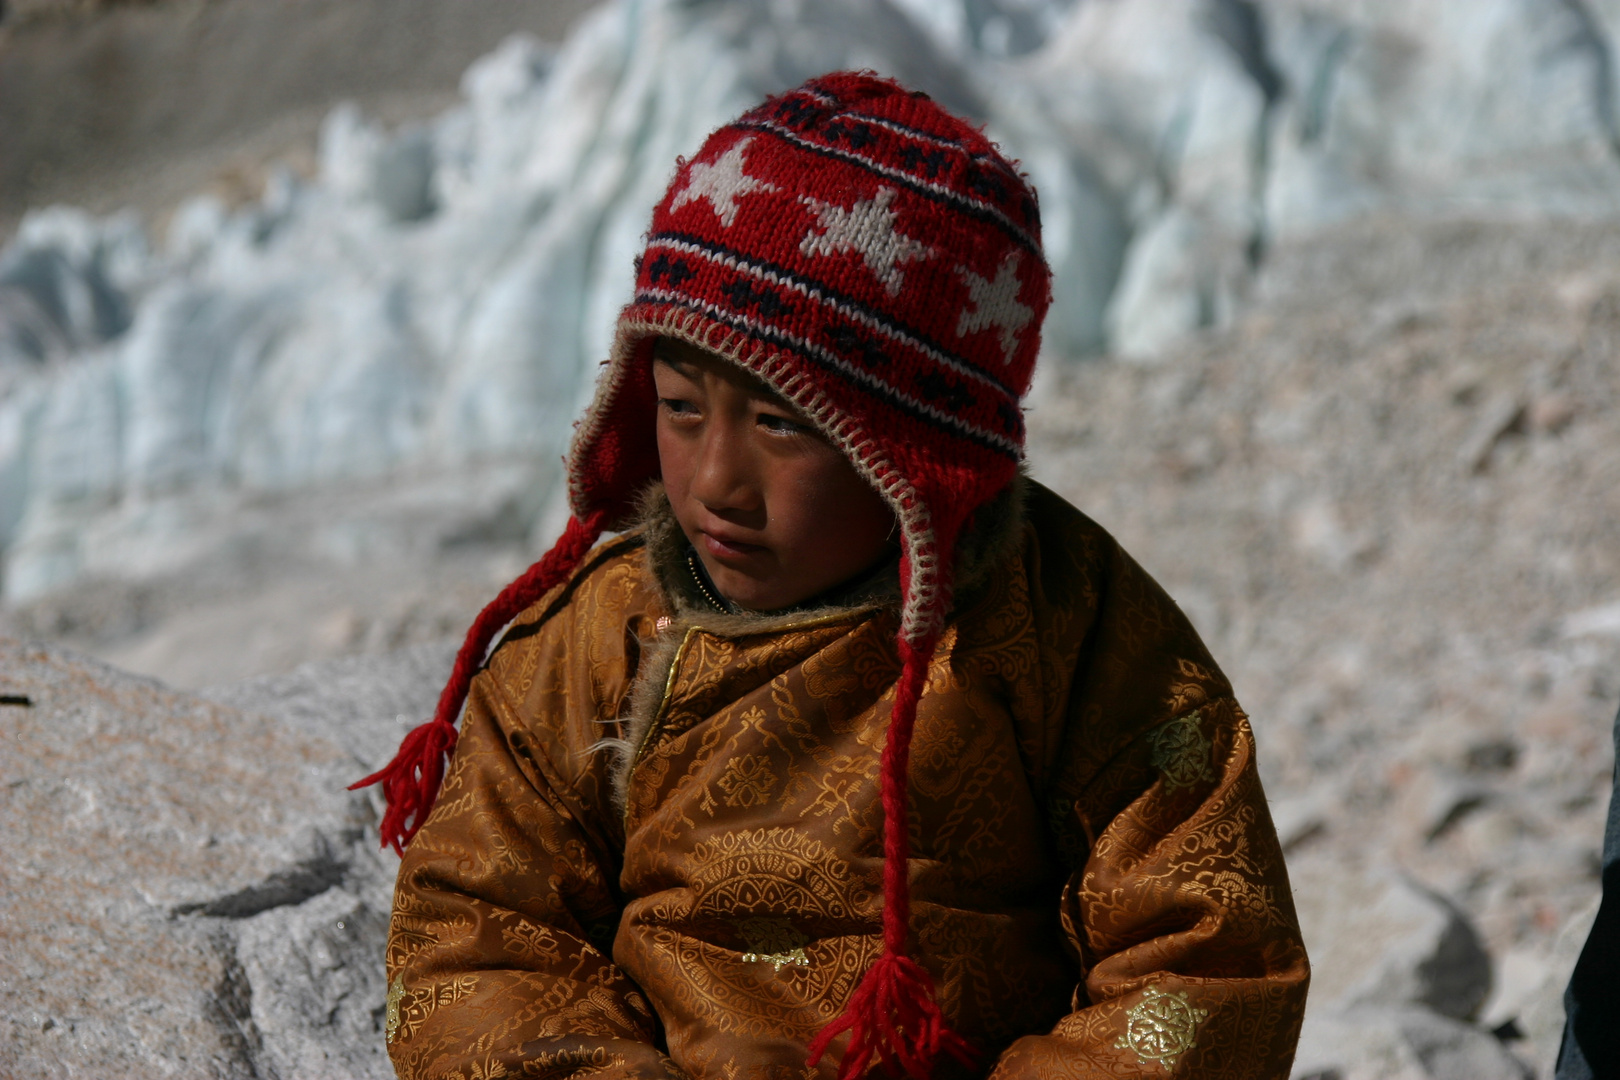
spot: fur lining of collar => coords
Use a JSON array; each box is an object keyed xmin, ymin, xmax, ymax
[
  {"xmin": 602, "ymin": 475, "xmax": 1030, "ymax": 816},
  {"xmin": 634, "ymin": 473, "xmax": 1027, "ymax": 624}
]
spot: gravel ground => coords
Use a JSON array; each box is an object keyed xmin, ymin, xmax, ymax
[{"xmin": 1028, "ymin": 215, "xmax": 1620, "ymax": 1022}]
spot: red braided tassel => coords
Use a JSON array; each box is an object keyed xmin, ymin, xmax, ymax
[
  {"xmin": 807, "ymin": 636, "xmax": 977, "ymax": 1080},
  {"xmin": 806, "ymin": 951, "xmax": 975, "ymax": 1080},
  {"xmin": 350, "ymin": 714, "xmax": 458, "ymax": 858},
  {"xmin": 350, "ymin": 510, "xmax": 608, "ymax": 854}
]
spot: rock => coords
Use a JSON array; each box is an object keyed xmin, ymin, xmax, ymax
[
  {"xmin": 204, "ymin": 635, "xmax": 458, "ymax": 774},
  {"xmin": 1458, "ymin": 392, "xmax": 1529, "ymax": 474},
  {"xmin": 1420, "ymin": 780, "xmax": 1493, "ymax": 842},
  {"xmin": 0, "ymin": 637, "xmax": 404, "ymax": 1078},
  {"xmin": 1398, "ymin": 1008, "xmax": 1532, "ymax": 1080},
  {"xmin": 1290, "ymin": 862, "xmax": 1492, "ymax": 1021},
  {"xmin": 1268, "ymin": 790, "xmax": 1332, "ymax": 853},
  {"xmin": 235, "ymin": 887, "xmax": 393, "ymax": 1080},
  {"xmin": 1562, "ymin": 601, "xmax": 1620, "ymax": 639},
  {"xmin": 1289, "ymin": 497, "xmax": 1378, "ymax": 571},
  {"xmin": 1516, "ymin": 893, "xmax": 1602, "ymax": 1079},
  {"xmin": 1480, "ymin": 946, "xmax": 1553, "ymax": 1038},
  {"xmin": 1529, "ymin": 393, "xmax": 1577, "ymax": 434},
  {"xmin": 1292, "ymin": 1006, "xmax": 1530, "ymax": 1080},
  {"xmin": 212, "ymin": 640, "xmax": 457, "ymax": 1078}
]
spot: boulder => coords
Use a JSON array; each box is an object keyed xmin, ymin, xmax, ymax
[
  {"xmin": 1286, "ymin": 859, "xmax": 1534, "ymax": 1079},
  {"xmin": 1290, "ymin": 861, "xmax": 1492, "ymax": 1020},
  {"xmin": 1292, "ymin": 1006, "xmax": 1530, "ymax": 1080},
  {"xmin": 1515, "ymin": 893, "xmax": 1602, "ymax": 1079},
  {"xmin": 0, "ymin": 636, "xmax": 451, "ymax": 1078},
  {"xmin": 204, "ymin": 635, "xmax": 458, "ymax": 780}
]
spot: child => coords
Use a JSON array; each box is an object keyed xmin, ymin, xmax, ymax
[{"xmin": 360, "ymin": 73, "xmax": 1309, "ymax": 1080}]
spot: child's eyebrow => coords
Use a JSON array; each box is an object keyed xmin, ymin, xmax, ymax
[
  {"xmin": 651, "ymin": 340, "xmax": 807, "ymax": 420},
  {"xmin": 651, "ymin": 349, "xmax": 695, "ymax": 375}
]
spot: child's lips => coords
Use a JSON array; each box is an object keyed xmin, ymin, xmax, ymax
[{"xmin": 702, "ymin": 531, "xmax": 766, "ymax": 562}]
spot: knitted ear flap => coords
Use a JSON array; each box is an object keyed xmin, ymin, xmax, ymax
[{"xmin": 351, "ymin": 510, "xmax": 609, "ymax": 854}]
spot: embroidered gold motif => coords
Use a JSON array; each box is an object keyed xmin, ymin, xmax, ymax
[
  {"xmin": 385, "ymin": 975, "xmax": 406, "ymax": 1043},
  {"xmin": 462, "ymin": 1054, "xmax": 510, "ymax": 1080},
  {"xmin": 501, "ymin": 921, "xmax": 562, "ymax": 965},
  {"xmin": 1115, "ymin": 985, "xmax": 1209, "ymax": 1070},
  {"xmin": 1150, "ymin": 710, "xmax": 1216, "ymax": 791},
  {"xmin": 737, "ymin": 916, "xmax": 811, "ymax": 972},
  {"xmin": 394, "ymin": 973, "xmax": 479, "ymax": 1045},
  {"xmin": 718, "ymin": 753, "xmax": 777, "ymax": 808}
]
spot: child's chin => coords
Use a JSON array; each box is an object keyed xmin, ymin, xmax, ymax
[
  {"xmin": 715, "ymin": 581, "xmax": 777, "ymax": 611},
  {"xmin": 709, "ymin": 572, "xmax": 802, "ymax": 614}
]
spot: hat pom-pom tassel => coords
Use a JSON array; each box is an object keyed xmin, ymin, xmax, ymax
[
  {"xmin": 807, "ymin": 951, "xmax": 976, "ymax": 1080},
  {"xmin": 349, "ymin": 715, "xmax": 458, "ymax": 856}
]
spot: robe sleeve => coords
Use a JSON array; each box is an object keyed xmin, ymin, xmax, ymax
[
  {"xmin": 384, "ymin": 670, "xmax": 682, "ymax": 1080},
  {"xmin": 991, "ymin": 500, "xmax": 1310, "ymax": 1079}
]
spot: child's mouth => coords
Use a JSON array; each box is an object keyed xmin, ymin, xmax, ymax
[{"xmin": 702, "ymin": 532, "xmax": 766, "ymax": 561}]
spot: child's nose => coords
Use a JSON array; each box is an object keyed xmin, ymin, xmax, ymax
[{"xmin": 689, "ymin": 419, "xmax": 761, "ymax": 512}]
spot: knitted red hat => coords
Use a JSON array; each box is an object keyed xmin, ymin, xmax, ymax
[{"xmin": 356, "ymin": 72, "xmax": 1050, "ymax": 1080}]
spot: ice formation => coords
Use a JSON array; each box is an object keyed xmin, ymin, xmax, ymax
[{"xmin": 4, "ymin": 0, "xmax": 1620, "ymax": 601}]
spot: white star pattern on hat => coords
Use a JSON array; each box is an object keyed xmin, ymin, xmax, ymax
[
  {"xmin": 798, "ymin": 187, "xmax": 932, "ymax": 297},
  {"xmin": 671, "ymin": 137, "xmax": 777, "ymax": 228},
  {"xmin": 956, "ymin": 252, "xmax": 1032, "ymax": 365}
]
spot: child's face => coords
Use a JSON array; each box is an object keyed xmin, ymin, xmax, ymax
[{"xmin": 652, "ymin": 338, "xmax": 896, "ymax": 612}]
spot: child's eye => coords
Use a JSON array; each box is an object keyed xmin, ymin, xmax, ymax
[
  {"xmin": 659, "ymin": 397, "xmax": 699, "ymax": 418},
  {"xmin": 759, "ymin": 412, "xmax": 809, "ymax": 436}
]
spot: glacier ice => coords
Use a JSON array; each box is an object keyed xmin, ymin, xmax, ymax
[{"xmin": 5, "ymin": 0, "xmax": 1620, "ymax": 602}]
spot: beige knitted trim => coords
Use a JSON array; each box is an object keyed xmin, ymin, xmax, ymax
[{"xmin": 574, "ymin": 307, "xmax": 946, "ymax": 644}]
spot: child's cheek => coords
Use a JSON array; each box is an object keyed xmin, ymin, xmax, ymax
[{"xmin": 654, "ymin": 420, "xmax": 687, "ymax": 490}]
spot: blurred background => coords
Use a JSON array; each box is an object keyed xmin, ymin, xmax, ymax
[{"xmin": 3, "ymin": 1, "xmax": 1618, "ymax": 1076}]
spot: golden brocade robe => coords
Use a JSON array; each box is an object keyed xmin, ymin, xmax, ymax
[{"xmin": 384, "ymin": 482, "xmax": 1309, "ymax": 1079}]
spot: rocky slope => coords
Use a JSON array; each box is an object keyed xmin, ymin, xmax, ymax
[
  {"xmin": 0, "ymin": 638, "xmax": 422, "ymax": 1078},
  {"xmin": 1031, "ymin": 213, "xmax": 1620, "ymax": 1078}
]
